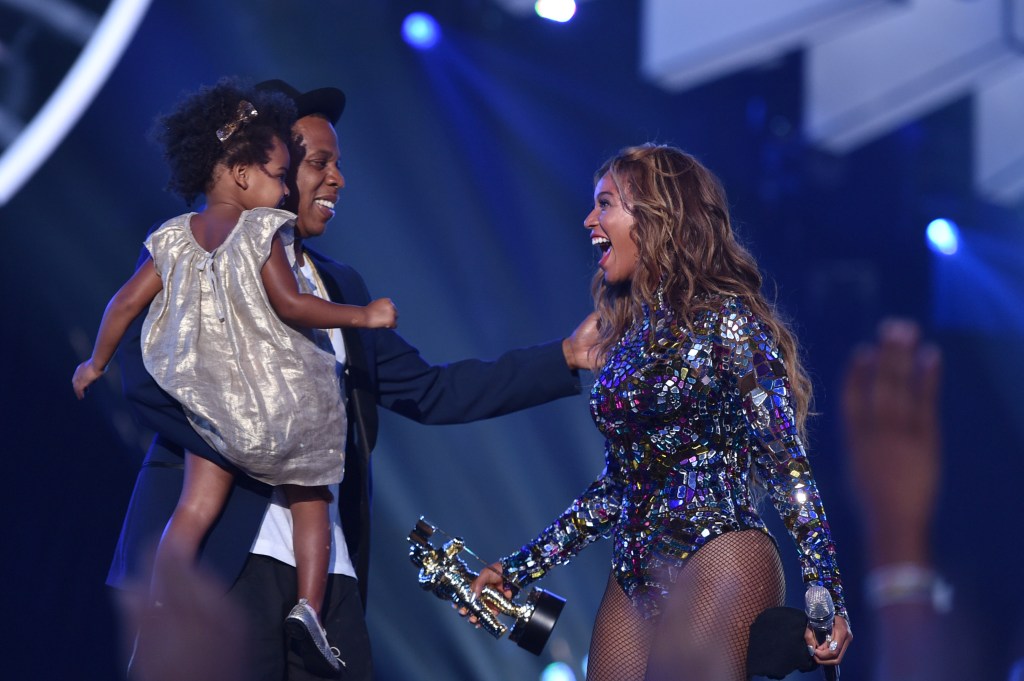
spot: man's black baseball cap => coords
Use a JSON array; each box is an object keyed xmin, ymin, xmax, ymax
[{"xmin": 256, "ymin": 79, "xmax": 346, "ymax": 124}]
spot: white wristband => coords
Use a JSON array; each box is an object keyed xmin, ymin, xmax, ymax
[{"xmin": 865, "ymin": 563, "xmax": 953, "ymax": 613}]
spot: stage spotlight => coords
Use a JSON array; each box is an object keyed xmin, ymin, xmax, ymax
[
  {"xmin": 540, "ymin": 661, "xmax": 577, "ymax": 681},
  {"xmin": 402, "ymin": 12, "xmax": 441, "ymax": 49},
  {"xmin": 535, "ymin": 0, "xmax": 576, "ymax": 23},
  {"xmin": 926, "ymin": 218, "xmax": 960, "ymax": 255},
  {"xmin": 0, "ymin": 0, "xmax": 153, "ymax": 206}
]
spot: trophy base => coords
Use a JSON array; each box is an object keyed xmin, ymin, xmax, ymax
[{"xmin": 509, "ymin": 588, "xmax": 566, "ymax": 656}]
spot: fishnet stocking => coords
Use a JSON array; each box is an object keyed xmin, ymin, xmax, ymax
[
  {"xmin": 585, "ymin": 530, "xmax": 785, "ymax": 681},
  {"xmin": 646, "ymin": 529, "xmax": 786, "ymax": 681},
  {"xmin": 586, "ymin": 573, "xmax": 653, "ymax": 681}
]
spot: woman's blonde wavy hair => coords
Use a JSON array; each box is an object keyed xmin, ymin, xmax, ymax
[{"xmin": 590, "ymin": 143, "xmax": 812, "ymax": 434}]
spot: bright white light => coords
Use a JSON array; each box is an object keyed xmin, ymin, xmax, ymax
[
  {"xmin": 535, "ymin": 0, "xmax": 576, "ymax": 23},
  {"xmin": 0, "ymin": 0, "xmax": 153, "ymax": 206},
  {"xmin": 540, "ymin": 661, "xmax": 577, "ymax": 681},
  {"xmin": 402, "ymin": 12, "xmax": 440, "ymax": 49},
  {"xmin": 926, "ymin": 218, "xmax": 960, "ymax": 255}
]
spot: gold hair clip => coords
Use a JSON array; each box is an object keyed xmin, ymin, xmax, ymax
[{"xmin": 216, "ymin": 100, "xmax": 259, "ymax": 143}]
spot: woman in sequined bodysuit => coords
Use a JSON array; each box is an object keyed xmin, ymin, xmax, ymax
[{"xmin": 472, "ymin": 144, "xmax": 851, "ymax": 680}]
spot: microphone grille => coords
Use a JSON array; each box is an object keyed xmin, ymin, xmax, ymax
[{"xmin": 804, "ymin": 584, "xmax": 835, "ymax": 629}]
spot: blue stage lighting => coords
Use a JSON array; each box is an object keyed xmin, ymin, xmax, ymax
[
  {"xmin": 926, "ymin": 218, "xmax": 960, "ymax": 255},
  {"xmin": 402, "ymin": 12, "xmax": 440, "ymax": 49},
  {"xmin": 0, "ymin": 0, "xmax": 153, "ymax": 206},
  {"xmin": 540, "ymin": 662, "xmax": 577, "ymax": 681},
  {"xmin": 535, "ymin": 0, "xmax": 576, "ymax": 23}
]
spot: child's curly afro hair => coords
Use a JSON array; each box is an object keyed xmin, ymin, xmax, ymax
[{"xmin": 152, "ymin": 77, "xmax": 297, "ymax": 206}]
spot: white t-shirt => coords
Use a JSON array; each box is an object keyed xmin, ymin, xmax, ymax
[{"xmin": 249, "ymin": 255, "xmax": 357, "ymax": 578}]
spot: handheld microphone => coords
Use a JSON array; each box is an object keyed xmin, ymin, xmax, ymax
[{"xmin": 804, "ymin": 585, "xmax": 839, "ymax": 680}]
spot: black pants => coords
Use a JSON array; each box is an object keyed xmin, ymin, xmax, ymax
[{"xmin": 228, "ymin": 554, "xmax": 372, "ymax": 681}]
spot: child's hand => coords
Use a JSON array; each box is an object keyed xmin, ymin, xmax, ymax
[
  {"xmin": 364, "ymin": 298, "xmax": 398, "ymax": 329},
  {"xmin": 72, "ymin": 359, "xmax": 104, "ymax": 399}
]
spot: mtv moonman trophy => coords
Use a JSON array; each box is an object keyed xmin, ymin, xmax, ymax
[{"xmin": 407, "ymin": 517, "xmax": 566, "ymax": 656}]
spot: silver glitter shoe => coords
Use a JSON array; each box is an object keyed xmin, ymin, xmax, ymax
[{"xmin": 285, "ymin": 598, "xmax": 344, "ymax": 676}]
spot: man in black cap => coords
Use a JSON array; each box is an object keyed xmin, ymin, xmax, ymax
[{"xmin": 108, "ymin": 79, "xmax": 597, "ymax": 681}]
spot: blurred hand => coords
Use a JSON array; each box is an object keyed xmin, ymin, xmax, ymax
[
  {"xmin": 842, "ymin": 319, "xmax": 942, "ymax": 567},
  {"xmin": 123, "ymin": 546, "xmax": 247, "ymax": 681}
]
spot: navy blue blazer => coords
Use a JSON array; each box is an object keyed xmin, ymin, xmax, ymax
[{"xmin": 106, "ymin": 246, "xmax": 581, "ymax": 605}]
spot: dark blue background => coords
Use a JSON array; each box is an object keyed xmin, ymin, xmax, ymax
[{"xmin": 4, "ymin": 1, "xmax": 1021, "ymax": 679}]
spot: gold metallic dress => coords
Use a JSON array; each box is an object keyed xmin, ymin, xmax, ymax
[{"xmin": 141, "ymin": 207, "xmax": 346, "ymax": 487}]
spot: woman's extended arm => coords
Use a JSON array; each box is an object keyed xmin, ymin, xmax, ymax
[{"xmin": 497, "ymin": 445, "xmax": 625, "ymax": 592}]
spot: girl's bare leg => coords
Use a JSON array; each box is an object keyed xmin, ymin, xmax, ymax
[
  {"xmin": 150, "ymin": 451, "xmax": 235, "ymax": 605},
  {"xmin": 281, "ymin": 484, "xmax": 332, "ymax": 620}
]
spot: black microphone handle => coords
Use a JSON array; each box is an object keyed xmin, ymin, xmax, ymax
[{"xmin": 814, "ymin": 627, "xmax": 839, "ymax": 681}]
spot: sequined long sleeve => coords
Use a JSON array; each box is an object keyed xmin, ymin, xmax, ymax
[
  {"xmin": 717, "ymin": 301, "xmax": 848, "ymax": 619},
  {"xmin": 500, "ymin": 449, "xmax": 624, "ymax": 590}
]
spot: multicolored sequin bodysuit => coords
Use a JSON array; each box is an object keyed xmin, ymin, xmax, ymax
[{"xmin": 501, "ymin": 297, "xmax": 846, "ymax": 619}]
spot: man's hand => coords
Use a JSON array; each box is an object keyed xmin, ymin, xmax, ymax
[{"xmin": 563, "ymin": 311, "xmax": 601, "ymax": 372}]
